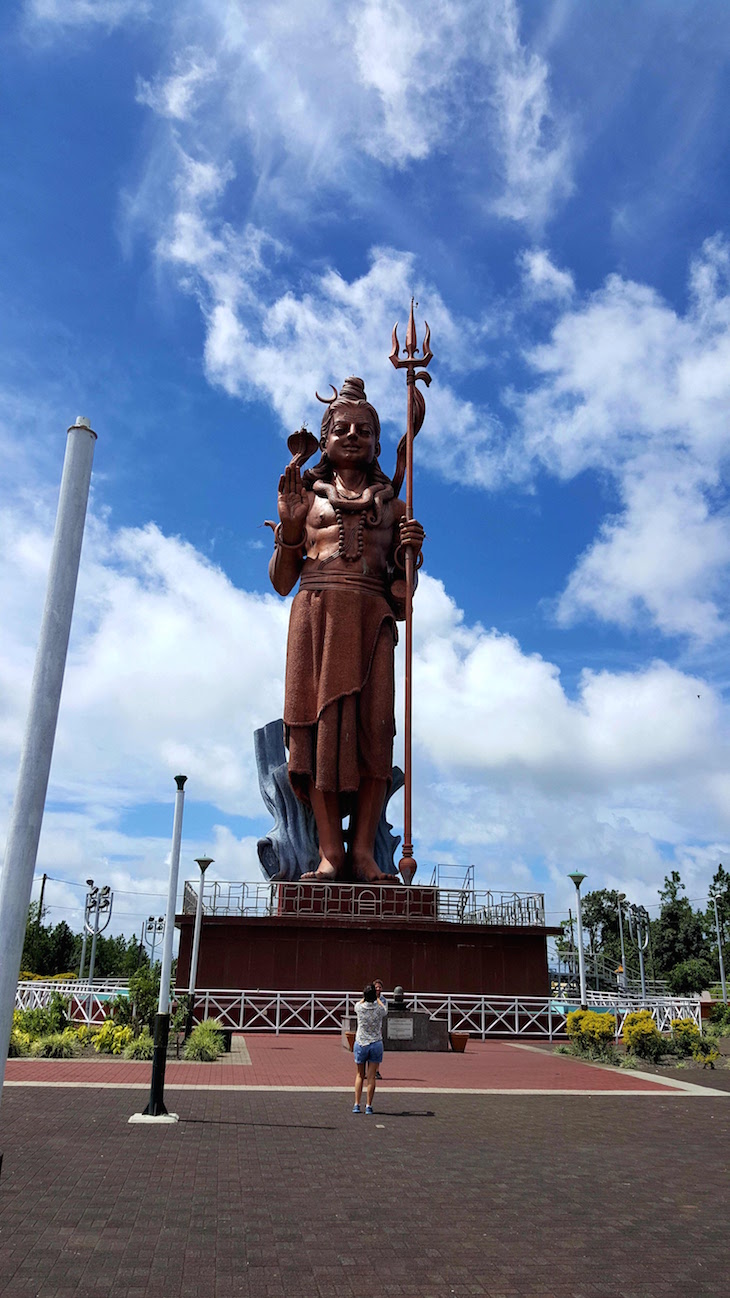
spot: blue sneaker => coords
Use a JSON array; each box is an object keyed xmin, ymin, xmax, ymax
[
  {"xmin": 365, "ymin": 1105, "xmax": 374, "ymax": 1115},
  {"xmin": 352, "ymin": 1104, "xmax": 361, "ymax": 1114}
]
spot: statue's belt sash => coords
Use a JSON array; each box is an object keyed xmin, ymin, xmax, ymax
[{"xmin": 299, "ymin": 568, "xmax": 386, "ymax": 596}]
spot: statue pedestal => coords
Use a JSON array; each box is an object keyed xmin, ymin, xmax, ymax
[
  {"xmin": 276, "ymin": 883, "xmax": 437, "ymax": 920},
  {"xmin": 341, "ymin": 1007, "xmax": 449, "ymax": 1052}
]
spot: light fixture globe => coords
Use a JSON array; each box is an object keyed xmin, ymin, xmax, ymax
[{"xmin": 568, "ymin": 871, "xmax": 586, "ymax": 889}]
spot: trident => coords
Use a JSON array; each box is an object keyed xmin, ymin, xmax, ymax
[{"xmin": 390, "ymin": 299, "xmax": 433, "ymax": 885}]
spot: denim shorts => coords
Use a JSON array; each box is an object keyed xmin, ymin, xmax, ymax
[{"xmin": 354, "ymin": 1041, "xmax": 384, "ymax": 1065}]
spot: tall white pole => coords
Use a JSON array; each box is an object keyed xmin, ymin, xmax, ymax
[
  {"xmin": 568, "ymin": 872, "xmax": 588, "ymax": 1008},
  {"xmin": 713, "ymin": 895, "xmax": 727, "ymax": 1005},
  {"xmin": 159, "ymin": 778, "xmax": 186, "ymax": 1017},
  {"xmin": 0, "ymin": 419, "xmax": 97, "ymax": 1117},
  {"xmin": 189, "ymin": 858, "xmax": 212, "ymax": 997}
]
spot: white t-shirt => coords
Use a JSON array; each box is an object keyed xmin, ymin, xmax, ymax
[{"xmin": 354, "ymin": 999, "xmax": 387, "ymax": 1045}]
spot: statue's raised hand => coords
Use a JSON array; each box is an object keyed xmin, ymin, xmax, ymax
[{"xmin": 277, "ymin": 463, "xmax": 308, "ymax": 542}]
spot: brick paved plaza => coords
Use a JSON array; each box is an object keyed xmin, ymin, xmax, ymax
[{"xmin": 1, "ymin": 1038, "xmax": 728, "ymax": 1298}]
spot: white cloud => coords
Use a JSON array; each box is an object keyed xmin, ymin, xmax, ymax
[
  {"xmin": 556, "ymin": 460, "xmax": 730, "ymax": 641},
  {"xmin": 511, "ymin": 236, "xmax": 730, "ymax": 640},
  {"xmin": 124, "ymin": 0, "xmax": 572, "ymax": 227},
  {"xmin": 518, "ymin": 247, "xmax": 575, "ymax": 300},
  {"xmin": 136, "ymin": 52, "xmax": 216, "ymax": 122},
  {"xmin": 487, "ymin": 0, "xmax": 574, "ymax": 226},
  {"xmin": 412, "ymin": 574, "xmax": 720, "ymax": 789}
]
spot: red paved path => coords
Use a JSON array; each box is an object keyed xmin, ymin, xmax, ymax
[{"xmin": 4, "ymin": 1034, "xmax": 699, "ymax": 1091}]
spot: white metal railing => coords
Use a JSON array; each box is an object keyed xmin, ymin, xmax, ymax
[
  {"xmin": 182, "ymin": 880, "xmax": 546, "ymax": 927},
  {"xmin": 15, "ymin": 980, "xmax": 701, "ymax": 1036},
  {"xmin": 175, "ymin": 988, "xmax": 701, "ymax": 1038},
  {"xmin": 15, "ymin": 980, "xmax": 128, "ymax": 1024}
]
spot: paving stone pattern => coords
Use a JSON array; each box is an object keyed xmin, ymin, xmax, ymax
[{"xmin": 1, "ymin": 1086, "xmax": 728, "ymax": 1298}]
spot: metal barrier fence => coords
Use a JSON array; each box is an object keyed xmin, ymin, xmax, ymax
[
  {"xmin": 174, "ymin": 989, "xmax": 701, "ymax": 1039},
  {"xmin": 182, "ymin": 880, "xmax": 546, "ymax": 927},
  {"xmin": 15, "ymin": 979, "xmax": 128, "ymax": 1025},
  {"xmin": 15, "ymin": 981, "xmax": 701, "ymax": 1036}
]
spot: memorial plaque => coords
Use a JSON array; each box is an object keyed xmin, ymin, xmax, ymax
[{"xmin": 388, "ymin": 1017, "xmax": 414, "ymax": 1040}]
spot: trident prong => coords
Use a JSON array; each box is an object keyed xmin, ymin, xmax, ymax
[{"xmin": 390, "ymin": 298, "xmax": 433, "ymax": 371}]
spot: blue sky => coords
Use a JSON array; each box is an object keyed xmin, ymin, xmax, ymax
[{"xmin": 3, "ymin": 0, "xmax": 730, "ymax": 944}]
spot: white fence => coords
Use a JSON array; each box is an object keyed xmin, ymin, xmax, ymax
[
  {"xmin": 176, "ymin": 988, "xmax": 702, "ymax": 1039},
  {"xmin": 15, "ymin": 981, "xmax": 701, "ymax": 1037},
  {"xmin": 15, "ymin": 979, "xmax": 127, "ymax": 1025}
]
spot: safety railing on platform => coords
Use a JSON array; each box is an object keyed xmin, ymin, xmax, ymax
[
  {"xmin": 172, "ymin": 988, "xmax": 701, "ymax": 1038},
  {"xmin": 181, "ymin": 880, "xmax": 546, "ymax": 927}
]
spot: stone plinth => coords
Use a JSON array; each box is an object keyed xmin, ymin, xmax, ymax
[{"xmin": 341, "ymin": 1008, "xmax": 449, "ymax": 1052}]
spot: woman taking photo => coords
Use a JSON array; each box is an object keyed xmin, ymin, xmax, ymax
[{"xmin": 352, "ymin": 982, "xmax": 387, "ymax": 1114}]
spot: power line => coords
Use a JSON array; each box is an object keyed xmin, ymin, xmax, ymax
[{"xmin": 34, "ymin": 874, "xmax": 169, "ymax": 898}]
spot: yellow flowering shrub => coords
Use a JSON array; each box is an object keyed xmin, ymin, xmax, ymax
[
  {"xmin": 670, "ymin": 1018, "xmax": 701, "ymax": 1058},
  {"xmin": 566, "ymin": 1009, "xmax": 617, "ymax": 1059},
  {"xmin": 622, "ymin": 1010, "xmax": 665, "ymax": 1062}
]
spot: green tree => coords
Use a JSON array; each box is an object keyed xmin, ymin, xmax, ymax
[
  {"xmin": 665, "ymin": 958, "xmax": 715, "ymax": 996},
  {"xmin": 580, "ymin": 889, "xmax": 624, "ymax": 966},
  {"xmin": 651, "ymin": 872, "xmax": 709, "ymax": 975},
  {"xmin": 20, "ymin": 905, "xmax": 149, "ymax": 979},
  {"xmin": 706, "ymin": 864, "xmax": 730, "ymax": 983}
]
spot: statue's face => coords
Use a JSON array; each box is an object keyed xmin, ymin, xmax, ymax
[{"xmin": 326, "ymin": 403, "xmax": 377, "ymax": 469}]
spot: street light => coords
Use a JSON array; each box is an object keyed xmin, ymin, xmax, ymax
[
  {"xmin": 132, "ymin": 773, "xmax": 187, "ymax": 1125},
  {"xmin": 185, "ymin": 856, "xmax": 213, "ymax": 1037},
  {"xmin": 78, "ymin": 878, "xmax": 94, "ymax": 979},
  {"xmin": 86, "ymin": 885, "xmax": 112, "ymax": 986},
  {"xmin": 712, "ymin": 892, "xmax": 727, "ymax": 1005},
  {"xmin": 568, "ymin": 871, "xmax": 588, "ymax": 1008},
  {"xmin": 626, "ymin": 904, "xmax": 649, "ymax": 1003},
  {"xmin": 143, "ymin": 915, "xmax": 165, "ymax": 967},
  {"xmin": 617, "ymin": 893, "xmax": 628, "ymax": 995}
]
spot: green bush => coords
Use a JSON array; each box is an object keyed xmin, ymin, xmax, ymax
[
  {"xmin": 622, "ymin": 1010, "xmax": 665, "ymax": 1062},
  {"xmin": 30, "ymin": 1030, "xmax": 80, "ymax": 1059},
  {"xmin": 618, "ymin": 1053, "xmax": 641, "ymax": 1070},
  {"xmin": 75, "ymin": 1023, "xmax": 98, "ymax": 1047},
  {"xmin": 669, "ymin": 1018, "xmax": 701, "ymax": 1058},
  {"xmin": 665, "ymin": 959, "xmax": 714, "ymax": 997},
  {"xmin": 14, "ymin": 990, "xmax": 69, "ymax": 1039},
  {"xmin": 708, "ymin": 1003, "xmax": 730, "ymax": 1036},
  {"xmin": 109, "ymin": 992, "xmax": 135, "ymax": 1029},
  {"xmin": 566, "ymin": 1009, "xmax": 618, "ymax": 1061},
  {"xmin": 128, "ymin": 967, "xmax": 160, "ymax": 1033},
  {"xmin": 93, "ymin": 1020, "xmax": 134, "ymax": 1055},
  {"xmin": 123, "ymin": 1030, "xmax": 155, "ymax": 1060},
  {"xmin": 692, "ymin": 1038, "xmax": 721, "ymax": 1068},
  {"xmin": 183, "ymin": 1019, "xmax": 224, "ymax": 1062},
  {"xmin": 171, "ymin": 995, "xmax": 190, "ymax": 1034},
  {"xmin": 8, "ymin": 1027, "xmax": 31, "ymax": 1057}
]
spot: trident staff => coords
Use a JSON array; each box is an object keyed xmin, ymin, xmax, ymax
[{"xmin": 389, "ymin": 300, "xmax": 433, "ymax": 885}]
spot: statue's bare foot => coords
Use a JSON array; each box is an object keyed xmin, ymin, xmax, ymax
[
  {"xmin": 300, "ymin": 858, "xmax": 341, "ymax": 882},
  {"xmin": 352, "ymin": 852, "xmax": 394, "ymax": 884}
]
